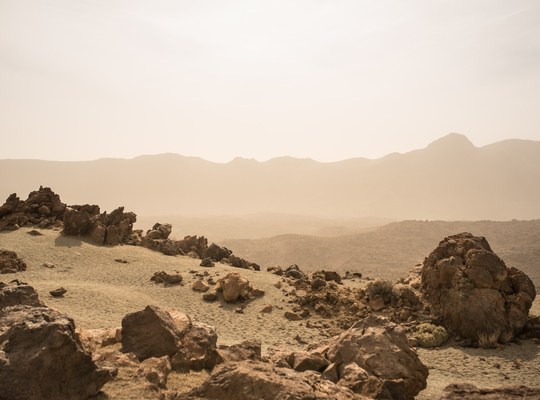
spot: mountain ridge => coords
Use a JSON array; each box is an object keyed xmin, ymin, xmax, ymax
[{"xmin": 1, "ymin": 133, "xmax": 539, "ymax": 219}]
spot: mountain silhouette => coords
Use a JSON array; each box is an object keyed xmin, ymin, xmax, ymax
[{"xmin": 1, "ymin": 133, "xmax": 539, "ymax": 220}]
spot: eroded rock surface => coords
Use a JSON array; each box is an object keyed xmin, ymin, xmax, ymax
[
  {"xmin": 0, "ymin": 305, "xmax": 113, "ymax": 400},
  {"xmin": 421, "ymin": 232, "xmax": 536, "ymax": 343},
  {"xmin": 121, "ymin": 305, "xmax": 218, "ymax": 371},
  {"xmin": 0, "ymin": 250, "xmax": 27, "ymax": 274}
]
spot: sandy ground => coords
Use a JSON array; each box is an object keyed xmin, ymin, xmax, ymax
[{"xmin": 1, "ymin": 227, "xmax": 539, "ymax": 399}]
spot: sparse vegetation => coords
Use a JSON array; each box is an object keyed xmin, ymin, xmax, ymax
[
  {"xmin": 477, "ymin": 329, "xmax": 501, "ymax": 349},
  {"xmin": 415, "ymin": 323, "xmax": 449, "ymax": 348},
  {"xmin": 366, "ymin": 279, "xmax": 395, "ymax": 303}
]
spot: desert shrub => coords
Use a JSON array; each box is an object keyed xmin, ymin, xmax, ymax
[
  {"xmin": 415, "ymin": 323, "xmax": 448, "ymax": 348},
  {"xmin": 366, "ymin": 279, "xmax": 395, "ymax": 303},
  {"xmin": 477, "ymin": 329, "xmax": 501, "ymax": 349}
]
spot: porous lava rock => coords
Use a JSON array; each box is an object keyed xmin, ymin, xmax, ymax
[
  {"xmin": 0, "ymin": 305, "xmax": 113, "ymax": 400},
  {"xmin": 0, "ymin": 186, "xmax": 66, "ymax": 231},
  {"xmin": 63, "ymin": 204, "xmax": 136, "ymax": 246},
  {"xmin": 421, "ymin": 232, "xmax": 536, "ymax": 344}
]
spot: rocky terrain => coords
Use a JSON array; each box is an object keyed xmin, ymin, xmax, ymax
[{"xmin": 1, "ymin": 188, "xmax": 539, "ymax": 399}]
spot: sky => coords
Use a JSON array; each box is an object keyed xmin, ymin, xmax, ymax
[{"xmin": 1, "ymin": 0, "xmax": 539, "ymax": 162}]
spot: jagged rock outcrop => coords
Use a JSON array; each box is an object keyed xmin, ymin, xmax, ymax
[
  {"xmin": 291, "ymin": 315, "xmax": 428, "ymax": 400},
  {"xmin": 0, "ymin": 250, "xmax": 27, "ymax": 274},
  {"xmin": 179, "ymin": 360, "xmax": 367, "ymax": 400},
  {"xmin": 0, "ymin": 305, "xmax": 114, "ymax": 400},
  {"xmin": 205, "ymin": 243, "xmax": 232, "ymax": 262},
  {"xmin": 63, "ymin": 205, "xmax": 136, "ymax": 246},
  {"xmin": 421, "ymin": 232, "xmax": 536, "ymax": 344},
  {"xmin": 0, "ymin": 187, "xmax": 66, "ymax": 231},
  {"xmin": 0, "ymin": 280, "xmax": 44, "ymax": 309},
  {"xmin": 121, "ymin": 305, "xmax": 218, "ymax": 371}
]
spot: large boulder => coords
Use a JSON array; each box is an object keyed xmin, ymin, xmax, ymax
[
  {"xmin": 421, "ymin": 233, "xmax": 536, "ymax": 344},
  {"xmin": 0, "ymin": 250, "xmax": 27, "ymax": 274},
  {"xmin": 0, "ymin": 280, "xmax": 44, "ymax": 309},
  {"xmin": 181, "ymin": 360, "xmax": 366, "ymax": 400},
  {"xmin": 305, "ymin": 315, "xmax": 428, "ymax": 400},
  {"xmin": 0, "ymin": 187, "xmax": 66, "ymax": 231},
  {"xmin": 121, "ymin": 305, "xmax": 218, "ymax": 371},
  {"xmin": 217, "ymin": 272, "xmax": 250, "ymax": 302},
  {"xmin": 0, "ymin": 305, "xmax": 113, "ymax": 400}
]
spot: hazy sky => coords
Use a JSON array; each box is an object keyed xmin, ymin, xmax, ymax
[{"xmin": 1, "ymin": 0, "xmax": 539, "ymax": 162}]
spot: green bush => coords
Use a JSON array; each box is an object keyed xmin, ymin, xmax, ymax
[{"xmin": 415, "ymin": 323, "xmax": 448, "ymax": 348}]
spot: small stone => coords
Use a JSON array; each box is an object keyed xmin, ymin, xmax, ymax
[
  {"xmin": 284, "ymin": 311, "xmax": 302, "ymax": 321},
  {"xmin": 203, "ymin": 292, "xmax": 218, "ymax": 302},
  {"xmin": 114, "ymin": 258, "xmax": 129, "ymax": 264},
  {"xmin": 235, "ymin": 308, "xmax": 244, "ymax": 314},
  {"xmin": 50, "ymin": 287, "xmax": 67, "ymax": 297},
  {"xmin": 27, "ymin": 230, "xmax": 43, "ymax": 236},
  {"xmin": 251, "ymin": 288, "xmax": 265, "ymax": 297},
  {"xmin": 200, "ymin": 257, "xmax": 215, "ymax": 268},
  {"xmin": 260, "ymin": 305, "xmax": 273, "ymax": 314},
  {"xmin": 192, "ymin": 280, "xmax": 210, "ymax": 292},
  {"xmin": 42, "ymin": 262, "xmax": 56, "ymax": 269}
]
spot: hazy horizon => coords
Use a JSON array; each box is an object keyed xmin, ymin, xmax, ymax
[
  {"xmin": 1, "ymin": 132, "xmax": 539, "ymax": 163},
  {"xmin": 1, "ymin": 1, "xmax": 540, "ymax": 162}
]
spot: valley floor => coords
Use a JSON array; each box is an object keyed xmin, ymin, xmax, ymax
[{"xmin": 1, "ymin": 228, "xmax": 539, "ymax": 399}]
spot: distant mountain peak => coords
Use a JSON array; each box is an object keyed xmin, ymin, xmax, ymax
[{"xmin": 426, "ymin": 133, "xmax": 475, "ymax": 151}]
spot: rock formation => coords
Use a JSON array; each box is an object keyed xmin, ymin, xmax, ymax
[
  {"xmin": 150, "ymin": 271, "xmax": 183, "ymax": 285},
  {"xmin": 439, "ymin": 383, "xmax": 540, "ymax": 400},
  {"xmin": 63, "ymin": 204, "xmax": 137, "ymax": 245},
  {"xmin": 121, "ymin": 305, "xmax": 218, "ymax": 371},
  {"xmin": 0, "ymin": 280, "xmax": 44, "ymax": 309},
  {"xmin": 217, "ymin": 272, "xmax": 251, "ymax": 302},
  {"xmin": 180, "ymin": 360, "xmax": 367, "ymax": 400},
  {"xmin": 421, "ymin": 232, "xmax": 536, "ymax": 344},
  {"xmin": 0, "ymin": 186, "xmax": 66, "ymax": 231},
  {"xmin": 295, "ymin": 315, "xmax": 428, "ymax": 400},
  {"xmin": 0, "ymin": 250, "xmax": 27, "ymax": 273},
  {"xmin": 0, "ymin": 305, "xmax": 113, "ymax": 399}
]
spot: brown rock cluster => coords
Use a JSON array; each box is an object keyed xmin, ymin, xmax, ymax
[
  {"xmin": 0, "ymin": 282, "xmax": 113, "ymax": 400},
  {"xmin": 0, "ymin": 186, "xmax": 66, "ymax": 231},
  {"xmin": 63, "ymin": 204, "xmax": 137, "ymax": 245},
  {"xmin": 421, "ymin": 232, "xmax": 536, "ymax": 344}
]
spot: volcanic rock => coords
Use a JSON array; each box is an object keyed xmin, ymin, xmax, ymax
[
  {"xmin": 205, "ymin": 243, "xmax": 232, "ymax": 262},
  {"xmin": 151, "ymin": 271, "xmax": 183, "ymax": 285},
  {"xmin": 439, "ymin": 383, "xmax": 540, "ymax": 399},
  {"xmin": 0, "ymin": 250, "xmax": 27, "ymax": 274},
  {"xmin": 0, "ymin": 305, "xmax": 113, "ymax": 400},
  {"xmin": 305, "ymin": 315, "xmax": 428, "ymax": 400},
  {"xmin": 121, "ymin": 305, "xmax": 218, "ymax": 371},
  {"xmin": 49, "ymin": 287, "xmax": 67, "ymax": 297},
  {"xmin": 0, "ymin": 280, "xmax": 44, "ymax": 309},
  {"xmin": 217, "ymin": 272, "xmax": 250, "ymax": 302},
  {"xmin": 421, "ymin": 233, "xmax": 536, "ymax": 344},
  {"xmin": 182, "ymin": 360, "xmax": 366, "ymax": 400},
  {"xmin": 0, "ymin": 187, "xmax": 66, "ymax": 231}
]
